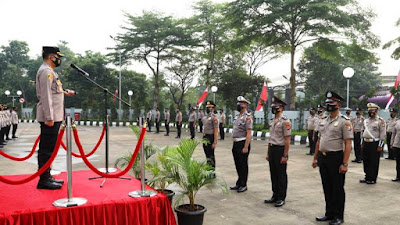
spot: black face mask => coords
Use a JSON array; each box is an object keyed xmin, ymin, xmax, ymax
[
  {"xmin": 317, "ymin": 110, "xmax": 323, "ymax": 114},
  {"xmin": 368, "ymin": 111, "xmax": 375, "ymax": 117},
  {"xmin": 237, "ymin": 105, "xmax": 243, "ymax": 112},
  {"xmin": 206, "ymin": 108, "xmax": 211, "ymax": 114},
  {"xmin": 391, "ymin": 113, "xmax": 396, "ymax": 118},
  {"xmin": 356, "ymin": 112, "xmax": 360, "ymax": 116},
  {"xmin": 326, "ymin": 104, "xmax": 338, "ymax": 112},
  {"xmin": 346, "ymin": 111, "xmax": 351, "ymax": 115},
  {"xmin": 272, "ymin": 107, "xmax": 280, "ymax": 114},
  {"xmin": 52, "ymin": 57, "xmax": 61, "ymax": 67}
]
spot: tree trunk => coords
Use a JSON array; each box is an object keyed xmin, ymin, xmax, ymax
[
  {"xmin": 289, "ymin": 47, "xmax": 296, "ymax": 110},
  {"xmin": 154, "ymin": 52, "xmax": 160, "ymax": 109}
]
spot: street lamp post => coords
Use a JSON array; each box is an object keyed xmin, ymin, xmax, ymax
[
  {"xmin": 110, "ymin": 35, "xmax": 122, "ymax": 120},
  {"xmin": 343, "ymin": 67, "xmax": 355, "ymax": 108},
  {"xmin": 128, "ymin": 90, "xmax": 133, "ymax": 108},
  {"xmin": 5, "ymin": 90, "xmax": 22, "ymax": 107},
  {"xmin": 211, "ymin": 86, "xmax": 218, "ymax": 103}
]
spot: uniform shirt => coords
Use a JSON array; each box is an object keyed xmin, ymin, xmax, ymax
[
  {"xmin": 390, "ymin": 120, "xmax": 400, "ymax": 148},
  {"xmin": 36, "ymin": 62, "xmax": 64, "ymax": 122},
  {"xmin": 11, "ymin": 111, "xmax": 18, "ymax": 125},
  {"xmin": 353, "ymin": 116, "xmax": 364, "ymax": 132},
  {"xmin": 269, "ymin": 115, "xmax": 291, "ymax": 146},
  {"xmin": 5, "ymin": 110, "xmax": 11, "ymax": 125},
  {"xmin": 189, "ymin": 111, "xmax": 197, "ymax": 122},
  {"xmin": 362, "ymin": 116, "xmax": 386, "ymax": 140},
  {"xmin": 155, "ymin": 111, "xmax": 160, "ymax": 122},
  {"xmin": 220, "ymin": 113, "xmax": 226, "ymax": 124},
  {"xmin": 202, "ymin": 113, "xmax": 218, "ymax": 135},
  {"xmin": 232, "ymin": 112, "xmax": 253, "ymax": 138},
  {"xmin": 318, "ymin": 114, "xmax": 353, "ymax": 152},
  {"xmin": 0, "ymin": 111, "xmax": 4, "ymax": 128},
  {"xmin": 314, "ymin": 114, "xmax": 326, "ymax": 132},
  {"xmin": 198, "ymin": 111, "xmax": 204, "ymax": 120},
  {"xmin": 164, "ymin": 111, "xmax": 170, "ymax": 123},
  {"xmin": 387, "ymin": 117, "xmax": 398, "ymax": 133},
  {"xmin": 175, "ymin": 111, "xmax": 182, "ymax": 124},
  {"xmin": 306, "ymin": 115, "xmax": 317, "ymax": 130},
  {"xmin": 146, "ymin": 111, "xmax": 152, "ymax": 121}
]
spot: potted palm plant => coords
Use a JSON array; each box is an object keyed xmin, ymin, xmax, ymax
[{"xmin": 168, "ymin": 138, "xmax": 228, "ymax": 225}]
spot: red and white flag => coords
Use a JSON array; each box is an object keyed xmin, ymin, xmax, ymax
[
  {"xmin": 113, "ymin": 88, "xmax": 118, "ymax": 103},
  {"xmin": 256, "ymin": 81, "xmax": 268, "ymax": 111},
  {"xmin": 385, "ymin": 69, "xmax": 400, "ymax": 110},
  {"xmin": 196, "ymin": 86, "xmax": 208, "ymax": 108}
]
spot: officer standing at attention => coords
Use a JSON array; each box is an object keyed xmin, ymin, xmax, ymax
[
  {"xmin": 4, "ymin": 106, "xmax": 12, "ymax": 141},
  {"xmin": 0, "ymin": 105, "xmax": 5, "ymax": 147},
  {"xmin": 306, "ymin": 107, "xmax": 317, "ymax": 155},
  {"xmin": 155, "ymin": 108, "xmax": 161, "ymax": 134},
  {"xmin": 202, "ymin": 101, "xmax": 218, "ymax": 174},
  {"xmin": 219, "ymin": 109, "xmax": 226, "ymax": 140},
  {"xmin": 146, "ymin": 108, "xmax": 152, "ymax": 132},
  {"xmin": 11, "ymin": 107, "xmax": 19, "ymax": 138},
  {"xmin": 390, "ymin": 115, "xmax": 400, "ymax": 182},
  {"xmin": 164, "ymin": 108, "xmax": 170, "ymax": 136},
  {"xmin": 352, "ymin": 108, "xmax": 364, "ymax": 163},
  {"xmin": 198, "ymin": 109, "xmax": 204, "ymax": 133},
  {"xmin": 386, "ymin": 108, "xmax": 398, "ymax": 160},
  {"xmin": 344, "ymin": 108, "xmax": 354, "ymax": 122},
  {"xmin": 312, "ymin": 91, "xmax": 353, "ymax": 225},
  {"xmin": 230, "ymin": 96, "xmax": 252, "ymax": 193},
  {"xmin": 189, "ymin": 107, "xmax": 197, "ymax": 139},
  {"xmin": 313, "ymin": 104, "xmax": 326, "ymax": 143},
  {"xmin": 264, "ymin": 96, "xmax": 291, "ymax": 207},
  {"xmin": 36, "ymin": 46, "xmax": 76, "ymax": 189},
  {"xmin": 175, "ymin": 108, "xmax": 182, "ymax": 138},
  {"xmin": 360, "ymin": 103, "xmax": 386, "ymax": 184}
]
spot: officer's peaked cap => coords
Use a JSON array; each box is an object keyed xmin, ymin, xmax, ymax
[
  {"xmin": 325, "ymin": 91, "xmax": 344, "ymax": 103},
  {"xmin": 206, "ymin": 101, "xmax": 216, "ymax": 107},
  {"xmin": 271, "ymin": 96, "xmax": 286, "ymax": 107},
  {"xmin": 237, "ymin": 96, "xmax": 250, "ymax": 104},
  {"xmin": 367, "ymin": 103, "xmax": 380, "ymax": 110},
  {"xmin": 42, "ymin": 46, "xmax": 64, "ymax": 57}
]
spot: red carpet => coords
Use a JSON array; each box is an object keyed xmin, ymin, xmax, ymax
[{"xmin": 0, "ymin": 170, "xmax": 176, "ymax": 225}]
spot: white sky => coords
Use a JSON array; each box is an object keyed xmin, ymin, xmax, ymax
[{"xmin": 1, "ymin": 0, "xmax": 399, "ymax": 87}]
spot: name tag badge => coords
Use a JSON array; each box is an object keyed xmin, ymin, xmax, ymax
[
  {"xmin": 375, "ymin": 121, "xmax": 378, "ymax": 124},
  {"xmin": 334, "ymin": 121, "xmax": 338, "ymax": 127},
  {"xmin": 277, "ymin": 122, "xmax": 280, "ymax": 126}
]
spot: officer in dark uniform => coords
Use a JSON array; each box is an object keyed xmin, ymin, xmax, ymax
[
  {"xmin": 230, "ymin": 96, "xmax": 252, "ymax": 193},
  {"xmin": 312, "ymin": 91, "xmax": 353, "ymax": 225},
  {"xmin": 36, "ymin": 46, "xmax": 76, "ymax": 189},
  {"xmin": 202, "ymin": 101, "xmax": 218, "ymax": 173},
  {"xmin": 264, "ymin": 96, "xmax": 291, "ymax": 207},
  {"xmin": 386, "ymin": 108, "xmax": 398, "ymax": 159}
]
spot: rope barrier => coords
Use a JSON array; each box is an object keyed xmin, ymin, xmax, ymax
[
  {"xmin": 75, "ymin": 126, "xmax": 146, "ymax": 178},
  {"xmin": 61, "ymin": 125, "xmax": 105, "ymax": 158},
  {"xmin": 0, "ymin": 128, "xmax": 65, "ymax": 185},
  {"xmin": 0, "ymin": 135, "xmax": 40, "ymax": 161}
]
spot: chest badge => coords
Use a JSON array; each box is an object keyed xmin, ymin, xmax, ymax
[
  {"xmin": 334, "ymin": 121, "xmax": 339, "ymax": 127},
  {"xmin": 277, "ymin": 122, "xmax": 280, "ymax": 126}
]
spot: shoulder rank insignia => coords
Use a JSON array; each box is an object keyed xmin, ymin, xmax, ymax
[
  {"xmin": 345, "ymin": 121, "xmax": 352, "ymax": 131},
  {"xmin": 341, "ymin": 115, "xmax": 350, "ymax": 120},
  {"xmin": 285, "ymin": 120, "xmax": 291, "ymax": 130},
  {"xmin": 282, "ymin": 115, "xmax": 288, "ymax": 120},
  {"xmin": 47, "ymin": 73, "xmax": 53, "ymax": 80}
]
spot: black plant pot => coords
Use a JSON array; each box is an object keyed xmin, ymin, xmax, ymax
[
  {"xmin": 157, "ymin": 189, "xmax": 175, "ymax": 204},
  {"xmin": 175, "ymin": 204, "xmax": 207, "ymax": 225}
]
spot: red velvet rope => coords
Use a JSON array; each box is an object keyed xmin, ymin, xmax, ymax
[
  {"xmin": 0, "ymin": 135, "xmax": 40, "ymax": 161},
  {"xmin": 0, "ymin": 129, "xmax": 65, "ymax": 185},
  {"xmin": 75, "ymin": 126, "xmax": 146, "ymax": 178},
  {"xmin": 61, "ymin": 125, "xmax": 105, "ymax": 158}
]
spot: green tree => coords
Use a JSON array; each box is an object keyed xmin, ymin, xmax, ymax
[
  {"xmin": 383, "ymin": 18, "xmax": 400, "ymax": 59},
  {"xmin": 228, "ymin": 0, "xmax": 379, "ymax": 110}
]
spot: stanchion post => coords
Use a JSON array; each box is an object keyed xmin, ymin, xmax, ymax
[{"xmin": 53, "ymin": 115, "xmax": 87, "ymax": 207}]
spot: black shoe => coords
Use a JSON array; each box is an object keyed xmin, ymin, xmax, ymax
[
  {"xmin": 49, "ymin": 176, "xmax": 64, "ymax": 184},
  {"xmin": 357, "ymin": 160, "xmax": 362, "ymax": 163},
  {"xmin": 329, "ymin": 218, "xmax": 344, "ymax": 225},
  {"xmin": 392, "ymin": 178, "xmax": 400, "ymax": 182},
  {"xmin": 12, "ymin": 136, "xmax": 18, "ymax": 138},
  {"xmin": 274, "ymin": 200, "xmax": 285, "ymax": 207},
  {"xmin": 316, "ymin": 216, "xmax": 333, "ymax": 221},
  {"xmin": 306, "ymin": 153, "xmax": 313, "ymax": 155},
  {"xmin": 37, "ymin": 180, "xmax": 62, "ymax": 190},
  {"xmin": 6, "ymin": 138, "xmax": 11, "ymax": 140},
  {"xmin": 264, "ymin": 198, "xmax": 277, "ymax": 204},
  {"xmin": 351, "ymin": 159, "xmax": 358, "ymax": 162},
  {"xmin": 230, "ymin": 185, "xmax": 240, "ymax": 190},
  {"xmin": 237, "ymin": 186, "xmax": 247, "ymax": 193},
  {"xmin": 1, "ymin": 142, "xmax": 6, "ymax": 145},
  {"xmin": 366, "ymin": 180, "xmax": 376, "ymax": 184},
  {"xmin": 359, "ymin": 179, "xmax": 367, "ymax": 183},
  {"xmin": 164, "ymin": 134, "xmax": 169, "ymax": 136}
]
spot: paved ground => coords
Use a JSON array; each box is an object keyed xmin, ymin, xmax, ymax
[{"xmin": 1, "ymin": 123, "xmax": 400, "ymax": 225}]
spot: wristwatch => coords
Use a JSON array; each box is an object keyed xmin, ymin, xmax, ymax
[
  {"xmin": 342, "ymin": 163, "xmax": 348, "ymax": 167},
  {"xmin": 283, "ymin": 154, "xmax": 288, "ymax": 158}
]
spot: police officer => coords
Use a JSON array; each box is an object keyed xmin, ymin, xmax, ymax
[
  {"xmin": 36, "ymin": 46, "xmax": 76, "ymax": 190},
  {"xmin": 164, "ymin": 108, "xmax": 170, "ymax": 136},
  {"xmin": 344, "ymin": 107, "xmax": 354, "ymax": 122},
  {"xmin": 189, "ymin": 107, "xmax": 197, "ymax": 139},
  {"xmin": 306, "ymin": 107, "xmax": 317, "ymax": 155},
  {"xmin": 352, "ymin": 108, "xmax": 364, "ymax": 163},
  {"xmin": 202, "ymin": 101, "xmax": 218, "ymax": 175},
  {"xmin": 219, "ymin": 109, "xmax": 226, "ymax": 140},
  {"xmin": 146, "ymin": 108, "xmax": 152, "ymax": 132},
  {"xmin": 0, "ymin": 105, "xmax": 5, "ymax": 147},
  {"xmin": 386, "ymin": 108, "xmax": 398, "ymax": 160},
  {"xmin": 155, "ymin": 108, "xmax": 161, "ymax": 133},
  {"xmin": 360, "ymin": 103, "xmax": 386, "ymax": 184},
  {"xmin": 11, "ymin": 107, "xmax": 18, "ymax": 138},
  {"xmin": 230, "ymin": 96, "xmax": 252, "ymax": 193},
  {"xmin": 313, "ymin": 104, "xmax": 326, "ymax": 142},
  {"xmin": 175, "ymin": 108, "xmax": 182, "ymax": 138},
  {"xmin": 198, "ymin": 109, "xmax": 204, "ymax": 133},
  {"xmin": 312, "ymin": 91, "xmax": 353, "ymax": 225},
  {"xmin": 390, "ymin": 116, "xmax": 400, "ymax": 182},
  {"xmin": 264, "ymin": 96, "xmax": 291, "ymax": 207},
  {"xmin": 4, "ymin": 106, "xmax": 12, "ymax": 141}
]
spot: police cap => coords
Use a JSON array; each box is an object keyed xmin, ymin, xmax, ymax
[
  {"xmin": 317, "ymin": 104, "xmax": 325, "ymax": 110},
  {"xmin": 344, "ymin": 107, "xmax": 352, "ymax": 111},
  {"xmin": 237, "ymin": 96, "xmax": 250, "ymax": 105},
  {"xmin": 42, "ymin": 46, "xmax": 64, "ymax": 57},
  {"xmin": 390, "ymin": 108, "xmax": 398, "ymax": 113},
  {"xmin": 325, "ymin": 91, "xmax": 344, "ymax": 103},
  {"xmin": 206, "ymin": 101, "xmax": 216, "ymax": 107},
  {"xmin": 367, "ymin": 103, "xmax": 379, "ymax": 110},
  {"xmin": 271, "ymin": 96, "xmax": 286, "ymax": 107}
]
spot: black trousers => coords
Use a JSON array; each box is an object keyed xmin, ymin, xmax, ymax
[
  {"xmin": 155, "ymin": 119, "xmax": 160, "ymax": 133},
  {"xmin": 393, "ymin": 147, "xmax": 400, "ymax": 179},
  {"xmin": 387, "ymin": 132, "xmax": 395, "ymax": 159},
  {"xmin": 219, "ymin": 123, "xmax": 225, "ymax": 140},
  {"xmin": 147, "ymin": 119, "xmax": 152, "ymax": 131},
  {"xmin": 176, "ymin": 123, "xmax": 182, "ymax": 138},
  {"xmin": 308, "ymin": 130, "xmax": 315, "ymax": 154},
  {"xmin": 189, "ymin": 122, "xmax": 195, "ymax": 139},
  {"xmin": 38, "ymin": 122, "xmax": 62, "ymax": 180},
  {"xmin": 363, "ymin": 142, "xmax": 380, "ymax": 182},
  {"xmin": 198, "ymin": 119, "xmax": 203, "ymax": 133},
  {"xmin": 232, "ymin": 140, "xmax": 250, "ymax": 187},
  {"xmin": 354, "ymin": 132, "xmax": 362, "ymax": 161},
  {"xmin": 5, "ymin": 125, "xmax": 11, "ymax": 139},
  {"xmin": 318, "ymin": 151, "xmax": 345, "ymax": 220},
  {"xmin": 0, "ymin": 128, "xmax": 4, "ymax": 144},
  {"xmin": 12, "ymin": 124, "xmax": 17, "ymax": 137},
  {"xmin": 165, "ymin": 120, "xmax": 169, "ymax": 135},
  {"xmin": 203, "ymin": 134, "xmax": 216, "ymax": 168},
  {"xmin": 268, "ymin": 145, "xmax": 287, "ymax": 201}
]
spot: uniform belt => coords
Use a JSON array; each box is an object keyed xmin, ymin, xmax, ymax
[
  {"xmin": 233, "ymin": 137, "xmax": 246, "ymax": 142},
  {"xmin": 387, "ymin": 132, "xmax": 392, "ymax": 134},
  {"xmin": 363, "ymin": 138, "xmax": 379, "ymax": 142},
  {"xmin": 269, "ymin": 143, "xmax": 284, "ymax": 147},
  {"xmin": 320, "ymin": 150, "xmax": 342, "ymax": 156}
]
